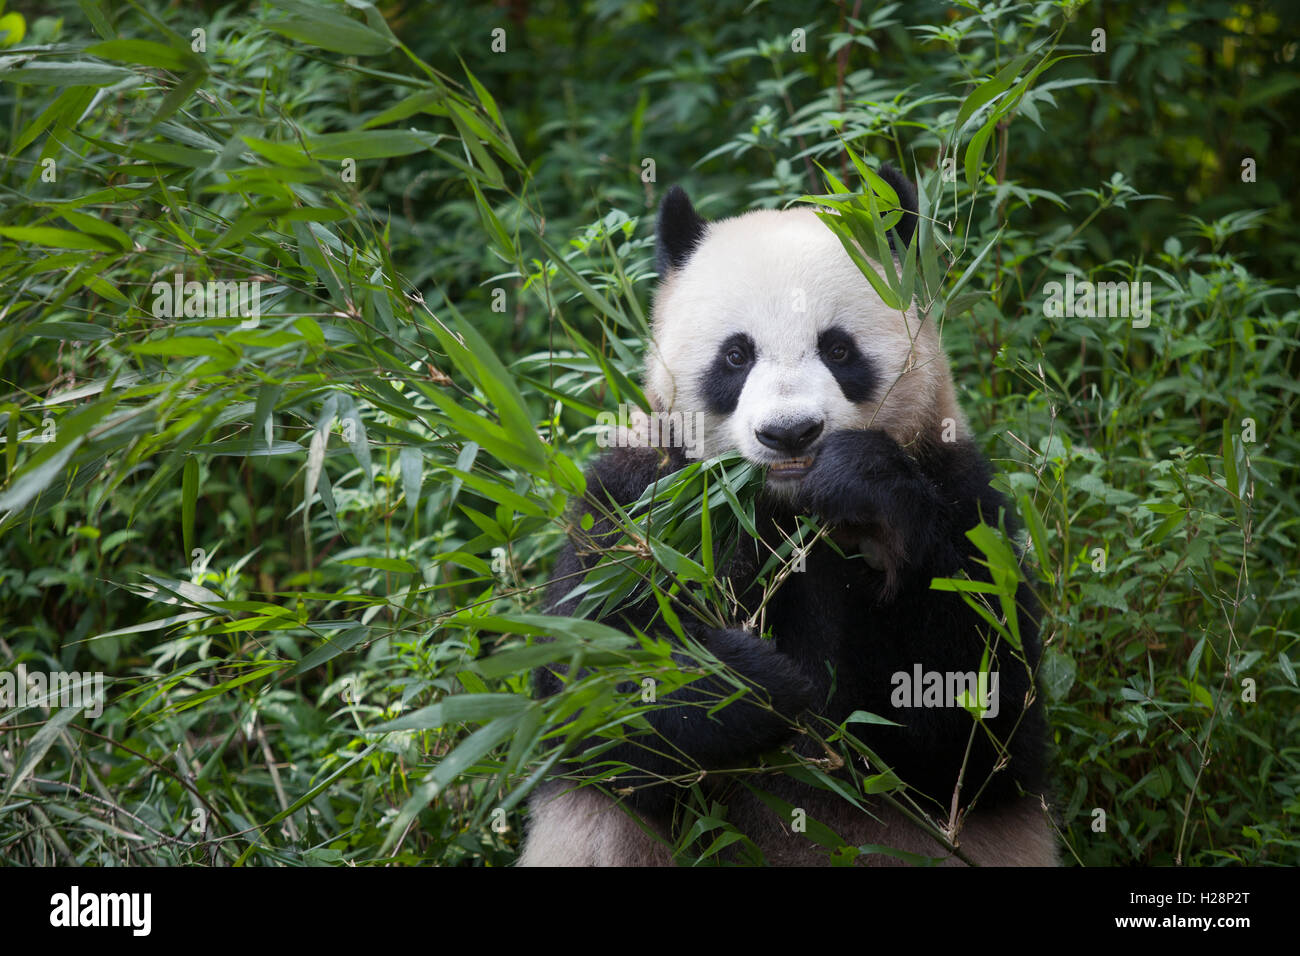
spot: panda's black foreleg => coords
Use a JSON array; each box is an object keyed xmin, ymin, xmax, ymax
[
  {"xmin": 537, "ymin": 445, "xmax": 819, "ymax": 816},
  {"xmin": 794, "ymin": 428, "xmax": 1048, "ymax": 804},
  {"xmin": 553, "ymin": 622, "xmax": 816, "ymax": 816}
]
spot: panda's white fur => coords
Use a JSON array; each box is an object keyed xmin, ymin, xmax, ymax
[
  {"xmin": 519, "ymin": 784, "xmax": 1056, "ymax": 867},
  {"xmin": 520, "ymin": 174, "xmax": 1055, "ymax": 867}
]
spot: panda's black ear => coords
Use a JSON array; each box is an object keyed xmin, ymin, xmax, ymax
[
  {"xmin": 656, "ymin": 185, "xmax": 707, "ymax": 275},
  {"xmin": 877, "ymin": 163, "xmax": 918, "ymax": 254}
]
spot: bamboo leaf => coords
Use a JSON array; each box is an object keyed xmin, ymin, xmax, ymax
[
  {"xmin": 0, "ymin": 226, "xmax": 116, "ymax": 251},
  {"xmin": 400, "ymin": 446, "xmax": 422, "ymax": 520},
  {"xmin": 181, "ymin": 455, "xmax": 198, "ymax": 559}
]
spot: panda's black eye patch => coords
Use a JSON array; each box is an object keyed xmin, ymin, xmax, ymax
[
  {"xmin": 703, "ymin": 332, "xmax": 755, "ymax": 415},
  {"xmin": 818, "ymin": 327, "xmax": 875, "ymax": 403}
]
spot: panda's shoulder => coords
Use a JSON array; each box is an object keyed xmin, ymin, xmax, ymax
[
  {"xmin": 583, "ymin": 444, "xmax": 685, "ymax": 508},
  {"xmin": 915, "ymin": 435, "xmax": 997, "ymax": 490}
]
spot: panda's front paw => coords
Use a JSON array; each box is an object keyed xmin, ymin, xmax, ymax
[
  {"xmin": 796, "ymin": 429, "xmax": 946, "ymax": 579},
  {"xmin": 798, "ymin": 429, "xmax": 921, "ymax": 519},
  {"xmin": 702, "ymin": 627, "xmax": 817, "ymax": 718}
]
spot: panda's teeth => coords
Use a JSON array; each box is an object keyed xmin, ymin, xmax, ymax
[{"xmin": 770, "ymin": 456, "xmax": 813, "ymax": 474}]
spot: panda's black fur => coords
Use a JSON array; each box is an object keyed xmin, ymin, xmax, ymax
[{"xmin": 520, "ymin": 166, "xmax": 1053, "ymax": 866}]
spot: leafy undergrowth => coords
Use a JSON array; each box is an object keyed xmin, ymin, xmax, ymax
[{"xmin": 0, "ymin": 0, "xmax": 1295, "ymax": 865}]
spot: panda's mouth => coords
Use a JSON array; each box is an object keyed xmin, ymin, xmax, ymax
[{"xmin": 767, "ymin": 456, "xmax": 815, "ymax": 480}]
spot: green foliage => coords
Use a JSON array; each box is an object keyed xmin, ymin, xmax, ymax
[{"xmin": 0, "ymin": 0, "xmax": 1296, "ymax": 866}]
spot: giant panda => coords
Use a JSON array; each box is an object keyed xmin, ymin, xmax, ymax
[{"xmin": 518, "ymin": 165, "xmax": 1056, "ymax": 866}]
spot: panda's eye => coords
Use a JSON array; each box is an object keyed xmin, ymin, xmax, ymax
[
  {"xmin": 714, "ymin": 334, "xmax": 755, "ymax": 379},
  {"xmin": 828, "ymin": 343, "xmax": 849, "ymax": 363}
]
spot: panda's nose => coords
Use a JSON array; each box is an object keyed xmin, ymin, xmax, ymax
[{"xmin": 755, "ymin": 419, "xmax": 824, "ymax": 456}]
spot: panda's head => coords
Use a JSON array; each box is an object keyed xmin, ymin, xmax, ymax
[{"xmin": 645, "ymin": 167, "xmax": 967, "ymax": 493}]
